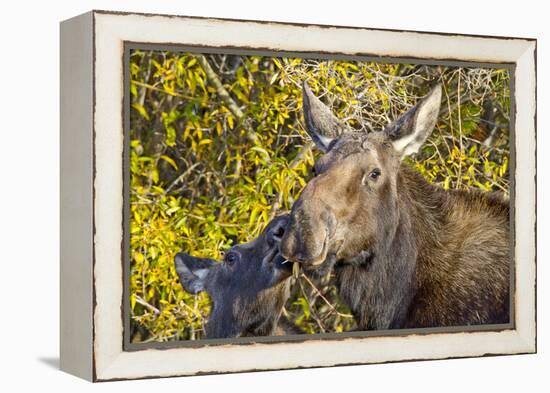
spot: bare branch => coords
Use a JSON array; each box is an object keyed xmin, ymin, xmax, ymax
[
  {"xmin": 196, "ymin": 55, "xmax": 262, "ymax": 146},
  {"xmin": 300, "ymin": 274, "xmax": 353, "ymax": 319},
  {"xmin": 134, "ymin": 295, "xmax": 160, "ymax": 316}
]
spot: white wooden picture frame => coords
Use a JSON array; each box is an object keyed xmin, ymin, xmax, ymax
[{"xmin": 60, "ymin": 10, "xmax": 536, "ymax": 381}]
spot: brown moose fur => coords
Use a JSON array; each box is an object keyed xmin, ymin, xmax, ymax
[
  {"xmin": 336, "ymin": 164, "xmax": 510, "ymax": 329},
  {"xmin": 281, "ymin": 82, "xmax": 510, "ymax": 330}
]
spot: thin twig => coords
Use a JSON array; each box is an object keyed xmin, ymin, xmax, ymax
[
  {"xmin": 163, "ymin": 163, "xmax": 200, "ymax": 195},
  {"xmin": 135, "ymin": 295, "xmax": 161, "ymax": 315},
  {"xmin": 131, "ymin": 80, "xmax": 190, "ymax": 99},
  {"xmin": 297, "ymin": 276, "xmax": 327, "ymax": 333},
  {"xmin": 179, "ymin": 299, "xmax": 205, "ymax": 320},
  {"xmin": 300, "ymin": 274, "xmax": 353, "ymax": 318}
]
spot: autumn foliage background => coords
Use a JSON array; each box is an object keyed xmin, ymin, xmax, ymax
[{"xmin": 128, "ymin": 50, "xmax": 510, "ymax": 343}]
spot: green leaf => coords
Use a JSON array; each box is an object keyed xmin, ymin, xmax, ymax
[
  {"xmin": 251, "ymin": 146, "xmax": 270, "ymax": 160},
  {"xmin": 166, "ymin": 126, "xmax": 176, "ymax": 147}
]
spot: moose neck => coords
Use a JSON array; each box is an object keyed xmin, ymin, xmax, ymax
[
  {"xmin": 397, "ymin": 163, "xmax": 448, "ymax": 246},
  {"xmin": 336, "ymin": 162, "xmax": 447, "ymax": 330},
  {"xmin": 205, "ymin": 280, "xmax": 290, "ymax": 339},
  {"xmin": 206, "ymin": 298, "xmax": 239, "ymax": 339},
  {"xmin": 241, "ymin": 280, "xmax": 290, "ymax": 336}
]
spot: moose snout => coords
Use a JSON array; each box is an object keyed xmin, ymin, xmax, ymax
[
  {"xmin": 280, "ymin": 212, "xmax": 331, "ymax": 267},
  {"xmin": 280, "ymin": 231, "xmax": 327, "ymax": 266}
]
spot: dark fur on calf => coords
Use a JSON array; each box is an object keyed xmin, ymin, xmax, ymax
[{"xmin": 175, "ymin": 215, "xmax": 300, "ymax": 338}]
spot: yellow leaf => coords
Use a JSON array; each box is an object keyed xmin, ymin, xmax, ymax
[
  {"xmin": 182, "ymin": 126, "xmax": 191, "ymax": 141},
  {"xmin": 195, "ymin": 72, "xmax": 206, "ymax": 93},
  {"xmin": 249, "ymin": 206, "xmax": 260, "ymax": 226},
  {"xmin": 131, "ymin": 103, "xmax": 150, "ymax": 120},
  {"xmin": 134, "ymin": 252, "xmax": 144, "ymax": 264},
  {"xmin": 130, "ymin": 294, "xmax": 136, "ymax": 310},
  {"xmin": 160, "ymin": 155, "xmax": 178, "ymax": 170}
]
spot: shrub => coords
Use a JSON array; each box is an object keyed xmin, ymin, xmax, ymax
[{"xmin": 129, "ymin": 51, "xmax": 510, "ymax": 342}]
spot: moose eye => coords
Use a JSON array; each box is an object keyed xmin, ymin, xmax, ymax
[
  {"xmin": 363, "ymin": 168, "xmax": 381, "ymax": 185},
  {"xmin": 224, "ymin": 251, "xmax": 239, "ymax": 266},
  {"xmin": 369, "ymin": 168, "xmax": 381, "ymax": 180}
]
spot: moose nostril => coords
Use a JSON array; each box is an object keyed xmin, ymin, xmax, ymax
[{"xmin": 267, "ymin": 219, "xmax": 287, "ymax": 245}]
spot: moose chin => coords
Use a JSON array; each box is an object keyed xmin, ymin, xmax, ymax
[
  {"xmin": 174, "ymin": 215, "xmax": 301, "ymax": 339},
  {"xmin": 280, "ymin": 81, "xmax": 510, "ymax": 330}
]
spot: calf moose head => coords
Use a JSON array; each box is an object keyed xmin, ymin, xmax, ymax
[
  {"xmin": 174, "ymin": 215, "xmax": 292, "ymax": 338},
  {"xmin": 281, "ymin": 82, "xmax": 442, "ymax": 272}
]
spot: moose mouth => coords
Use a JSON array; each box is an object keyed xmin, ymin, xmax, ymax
[
  {"xmin": 308, "ymin": 235, "xmax": 329, "ymax": 267},
  {"xmin": 262, "ymin": 246, "xmax": 293, "ymax": 276},
  {"xmin": 280, "ymin": 225, "xmax": 332, "ymax": 269},
  {"xmin": 290, "ymin": 233, "xmax": 329, "ymax": 269}
]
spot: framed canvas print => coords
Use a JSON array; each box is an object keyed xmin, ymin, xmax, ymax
[{"xmin": 60, "ymin": 10, "xmax": 537, "ymax": 382}]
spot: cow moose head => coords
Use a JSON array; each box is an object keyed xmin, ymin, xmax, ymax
[
  {"xmin": 280, "ymin": 82, "xmax": 442, "ymax": 273},
  {"xmin": 174, "ymin": 215, "xmax": 293, "ymax": 338}
]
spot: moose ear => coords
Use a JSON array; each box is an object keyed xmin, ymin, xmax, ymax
[
  {"xmin": 302, "ymin": 81, "xmax": 349, "ymax": 153},
  {"xmin": 385, "ymin": 84, "xmax": 442, "ymax": 158},
  {"xmin": 174, "ymin": 253, "xmax": 217, "ymax": 294}
]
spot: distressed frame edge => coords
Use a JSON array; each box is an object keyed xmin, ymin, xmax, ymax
[
  {"xmin": 90, "ymin": 9, "xmax": 537, "ymax": 42},
  {"xmin": 97, "ymin": 350, "xmax": 536, "ymax": 383},
  {"xmin": 59, "ymin": 11, "xmax": 95, "ymax": 381},
  {"xmin": 89, "ymin": 11, "xmax": 537, "ymax": 382},
  {"xmin": 512, "ymin": 40, "xmax": 537, "ymax": 354}
]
